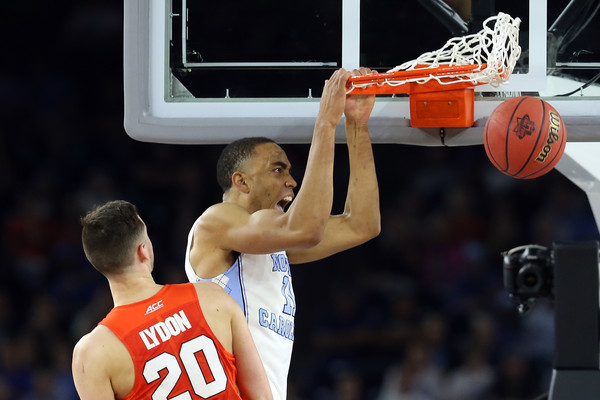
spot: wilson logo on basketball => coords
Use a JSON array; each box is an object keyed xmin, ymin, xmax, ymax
[
  {"xmin": 535, "ymin": 112, "xmax": 561, "ymax": 163},
  {"xmin": 513, "ymin": 114, "xmax": 535, "ymax": 139}
]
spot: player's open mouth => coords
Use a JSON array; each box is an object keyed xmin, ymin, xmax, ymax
[{"xmin": 277, "ymin": 196, "xmax": 293, "ymax": 211}]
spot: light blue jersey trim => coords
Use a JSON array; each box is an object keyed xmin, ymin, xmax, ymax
[{"xmin": 192, "ymin": 257, "xmax": 249, "ymax": 321}]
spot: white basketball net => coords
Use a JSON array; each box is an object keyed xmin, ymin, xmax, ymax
[{"xmin": 352, "ymin": 12, "xmax": 522, "ymax": 90}]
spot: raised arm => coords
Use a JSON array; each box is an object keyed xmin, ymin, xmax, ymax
[
  {"xmin": 192, "ymin": 69, "xmax": 352, "ymax": 260},
  {"xmin": 288, "ymin": 67, "xmax": 381, "ymax": 264},
  {"xmin": 281, "ymin": 67, "xmax": 351, "ymax": 242}
]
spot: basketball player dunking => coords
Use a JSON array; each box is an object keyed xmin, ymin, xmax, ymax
[{"xmin": 184, "ymin": 67, "xmax": 381, "ymax": 399}]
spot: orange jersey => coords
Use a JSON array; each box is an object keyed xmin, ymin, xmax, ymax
[{"xmin": 99, "ymin": 283, "xmax": 242, "ymax": 399}]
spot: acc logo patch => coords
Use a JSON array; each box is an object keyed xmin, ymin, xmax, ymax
[{"xmin": 145, "ymin": 300, "xmax": 164, "ymax": 315}]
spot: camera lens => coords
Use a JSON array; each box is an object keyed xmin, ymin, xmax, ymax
[
  {"xmin": 517, "ymin": 263, "xmax": 543, "ymax": 293},
  {"xmin": 522, "ymin": 271, "xmax": 539, "ymax": 287}
]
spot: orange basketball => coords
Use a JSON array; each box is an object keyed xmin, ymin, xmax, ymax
[{"xmin": 484, "ymin": 96, "xmax": 567, "ymax": 179}]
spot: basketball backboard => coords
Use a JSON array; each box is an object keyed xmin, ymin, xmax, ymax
[{"xmin": 124, "ymin": 0, "xmax": 599, "ymax": 145}]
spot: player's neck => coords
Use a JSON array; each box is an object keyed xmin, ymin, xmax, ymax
[
  {"xmin": 108, "ymin": 273, "xmax": 163, "ymax": 307},
  {"xmin": 223, "ymin": 192, "xmax": 257, "ymax": 213}
]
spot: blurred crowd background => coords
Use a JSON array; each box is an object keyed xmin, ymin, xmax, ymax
[{"xmin": 1, "ymin": 1, "xmax": 599, "ymax": 399}]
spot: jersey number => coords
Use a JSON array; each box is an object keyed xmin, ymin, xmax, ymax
[{"xmin": 143, "ymin": 335, "xmax": 228, "ymax": 399}]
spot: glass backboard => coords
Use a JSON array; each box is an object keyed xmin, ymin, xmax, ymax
[{"xmin": 124, "ymin": 0, "xmax": 599, "ymax": 145}]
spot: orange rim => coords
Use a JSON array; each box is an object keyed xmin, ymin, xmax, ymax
[{"xmin": 347, "ymin": 64, "xmax": 486, "ymax": 87}]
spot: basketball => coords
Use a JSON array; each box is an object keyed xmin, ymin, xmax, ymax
[{"xmin": 484, "ymin": 96, "xmax": 567, "ymax": 179}]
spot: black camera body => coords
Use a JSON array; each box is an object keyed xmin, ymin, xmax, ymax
[
  {"xmin": 502, "ymin": 241, "xmax": 600, "ymax": 398},
  {"xmin": 503, "ymin": 244, "xmax": 555, "ymax": 314}
]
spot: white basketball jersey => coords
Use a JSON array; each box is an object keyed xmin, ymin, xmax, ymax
[{"xmin": 185, "ymin": 217, "xmax": 295, "ymax": 400}]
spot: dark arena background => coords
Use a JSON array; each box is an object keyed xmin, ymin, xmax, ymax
[{"xmin": 1, "ymin": 1, "xmax": 599, "ymax": 399}]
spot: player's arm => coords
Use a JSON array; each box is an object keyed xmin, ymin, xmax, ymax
[
  {"xmin": 194, "ymin": 203, "xmax": 323, "ymax": 256},
  {"xmin": 195, "ymin": 69, "xmax": 352, "ymax": 255},
  {"xmin": 72, "ymin": 330, "xmax": 121, "ymax": 400},
  {"xmin": 288, "ymin": 67, "xmax": 381, "ymax": 264},
  {"xmin": 230, "ymin": 300, "xmax": 273, "ymax": 400},
  {"xmin": 195, "ymin": 282, "xmax": 273, "ymax": 400}
]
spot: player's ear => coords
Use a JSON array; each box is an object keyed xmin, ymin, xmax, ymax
[
  {"xmin": 137, "ymin": 242, "xmax": 150, "ymax": 263},
  {"xmin": 232, "ymin": 171, "xmax": 250, "ymax": 194}
]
